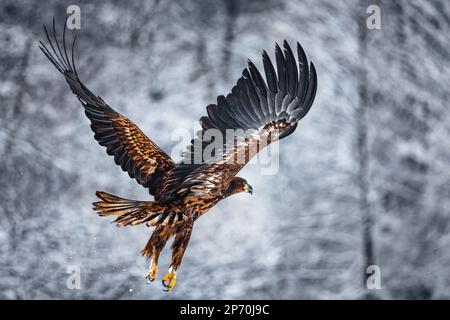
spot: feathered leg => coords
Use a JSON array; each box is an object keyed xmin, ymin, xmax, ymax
[
  {"xmin": 162, "ymin": 220, "xmax": 194, "ymax": 291},
  {"xmin": 142, "ymin": 225, "xmax": 171, "ymax": 283}
]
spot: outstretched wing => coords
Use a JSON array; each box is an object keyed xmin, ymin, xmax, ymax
[
  {"xmin": 39, "ymin": 20, "xmax": 175, "ymax": 195},
  {"xmin": 158, "ymin": 41, "xmax": 317, "ymax": 203}
]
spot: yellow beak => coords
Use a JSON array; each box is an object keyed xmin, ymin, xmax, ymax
[{"xmin": 243, "ymin": 183, "xmax": 253, "ymax": 195}]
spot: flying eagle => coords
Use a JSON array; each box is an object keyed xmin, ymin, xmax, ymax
[{"xmin": 40, "ymin": 20, "xmax": 317, "ymax": 291}]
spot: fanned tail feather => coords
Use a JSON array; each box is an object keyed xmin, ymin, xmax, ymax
[{"xmin": 93, "ymin": 191, "xmax": 185, "ymax": 227}]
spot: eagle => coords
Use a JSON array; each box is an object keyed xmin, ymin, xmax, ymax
[{"xmin": 39, "ymin": 20, "xmax": 317, "ymax": 291}]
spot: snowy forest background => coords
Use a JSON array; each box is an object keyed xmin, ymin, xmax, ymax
[{"xmin": 1, "ymin": 0, "xmax": 449, "ymax": 299}]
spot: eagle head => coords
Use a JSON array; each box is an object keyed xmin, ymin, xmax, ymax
[{"xmin": 225, "ymin": 177, "xmax": 253, "ymax": 197}]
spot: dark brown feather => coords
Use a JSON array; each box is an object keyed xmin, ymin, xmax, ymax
[{"xmin": 39, "ymin": 21, "xmax": 175, "ymax": 195}]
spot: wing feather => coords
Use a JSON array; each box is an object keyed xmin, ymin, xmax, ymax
[
  {"xmin": 248, "ymin": 60, "xmax": 270, "ymax": 119},
  {"xmin": 40, "ymin": 20, "xmax": 175, "ymax": 195},
  {"xmin": 160, "ymin": 41, "xmax": 317, "ymax": 203},
  {"xmin": 242, "ymin": 68, "xmax": 264, "ymax": 122}
]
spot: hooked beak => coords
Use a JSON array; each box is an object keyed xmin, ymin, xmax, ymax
[{"xmin": 244, "ymin": 183, "xmax": 253, "ymax": 195}]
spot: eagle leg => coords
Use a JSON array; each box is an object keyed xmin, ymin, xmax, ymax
[
  {"xmin": 142, "ymin": 226, "xmax": 171, "ymax": 283},
  {"xmin": 145, "ymin": 260, "xmax": 158, "ymax": 283},
  {"xmin": 161, "ymin": 219, "xmax": 194, "ymax": 291}
]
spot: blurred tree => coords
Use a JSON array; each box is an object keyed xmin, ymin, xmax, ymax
[
  {"xmin": 221, "ymin": 0, "xmax": 239, "ymax": 82},
  {"xmin": 356, "ymin": 0, "xmax": 376, "ymax": 295},
  {"xmin": 366, "ymin": 0, "xmax": 450, "ymax": 299}
]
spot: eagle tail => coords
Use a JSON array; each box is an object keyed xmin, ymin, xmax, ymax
[{"xmin": 93, "ymin": 191, "xmax": 184, "ymax": 227}]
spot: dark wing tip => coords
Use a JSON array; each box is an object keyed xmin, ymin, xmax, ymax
[
  {"xmin": 41, "ymin": 17, "xmax": 79, "ymax": 76},
  {"xmin": 247, "ymin": 59, "xmax": 256, "ymax": 70},
  {"xmin": 293, "ymin": 60, "xmax": 317, "ymax": 121},
  {"xmin": 309, "ymin": 61, "xmax": 317, "ymax": 82},
  {"xmin": 274, "ymin": 42, "xmax": 282, "ymax": 54},
  {"xmin": 242, "ymin": 67, "xmax": 251, "ymax": 79},
  {"xmin": 310, "ymin": 61, "xmax": 316, "ymax": 70},
  {"xmin": 297, "ymin": 41, "xmax": 308, "ymax": 65}
]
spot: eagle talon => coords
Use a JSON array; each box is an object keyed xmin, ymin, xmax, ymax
[
  {"xmin": 145, "ymin": 273, "xmax": 155, "ymax": 284},
  {"xmin": 162, "ymin": 269, "xmax": 177, "ymax": 292}
]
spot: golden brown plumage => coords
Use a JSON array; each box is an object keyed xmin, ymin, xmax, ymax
[{"xmin": 40, "ymin": 19, "xmax": 317, "ymax": 291}]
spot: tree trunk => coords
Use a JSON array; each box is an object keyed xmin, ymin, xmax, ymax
[
  {"xmin": 222, "ymin": 0, "xmax": 239, "ymax": 82},
  {"xmin": 357, "ymin": 2, "xmax": 375, "ymax": 289}
]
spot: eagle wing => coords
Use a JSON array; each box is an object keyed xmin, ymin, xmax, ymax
[
  {"xmin": 39, "ymin": 21, "xmax": 175, "ymax": 195},
  {"xmin": 158, "ymin": 40, "xmax": 317, "ymax": 203}
]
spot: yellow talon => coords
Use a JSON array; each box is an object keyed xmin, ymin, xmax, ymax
[{"xmin": 162, "ymin": 268, "xmax": 177, "ymax": 292}]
